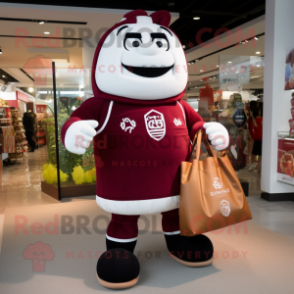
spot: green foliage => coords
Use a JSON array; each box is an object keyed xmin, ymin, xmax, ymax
[
  {"xmin": 42, "ymin": 163, "xmax": 57, "ymax": 184},
  {"xmin": 72, "ymin": 165, "xmax": 85, "ymax": 185},
  {"xmin": 44, "ymin": 97, "xmax": 95, "ymax": 182},
  {"xmin": 42, "ymin": 163, "xmax": 68, "ymax": 184},
  {"xmin": 44, "ymin": 118, "xmax": 57, "ymax": 165}
]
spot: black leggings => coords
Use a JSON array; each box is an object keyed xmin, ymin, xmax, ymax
[{"xmin": 25, "ymin": 131, "xmax": 36, "ymax": 151}]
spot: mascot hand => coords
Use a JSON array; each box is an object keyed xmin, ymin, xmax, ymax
[
  {"xmin": 203, "ymin": 122, "xmax": 229, "ymax": 151},
  {"xmin": 64, "ymin": 120, "xmax": 98, "ymax": 154}
]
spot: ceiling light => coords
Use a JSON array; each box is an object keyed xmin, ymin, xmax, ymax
[
  {"xmin": 195, "ymin": 86, "xmax": 198, "ymax": 88},
  {"xmin": 200, "ymin": 69, "xmax": 203, "ymax": 72},
  {"xmin": 245, "ymin": 40, "xmax": 248, "ymax": 43},
  {"xmin": 182, "ymin": 45, "xmax": 186, "ymax": 49},
  {"xmin": 39, "ymin": 21, "xmax": 45, "ymax": 25},
  {"xmin": 28, "ymin": 87, "xmax": 34, "ymax": 93},
  {"xmin": 254, "ymin": 36, "xmax": 259, "ymax": 40},
  {"xmin": 2, "ymin": 75, "xmax": 5, "ymax": 78},
  {"xmin": 228, "ymin": 61, "xmax": 232, "ymax": 63},
  {"xmin": 188, "ymin": 62, "xmax": 191, "ymax": 65},
  {"xmin": 256, "ymin": 51, "xmax": 261, "ymax": 54},
  {"xmin": 193, "ymin": 17, "xmax": 200, "ymax": 20},
  {"xmin": 44, "ymin": 32, "xmax": 50, "ymax": 35},
  {"xmin": 216, "ymin": 65, "xmax": 219, "ymax": 67},
  {"xmin": 196, "ymin": 59, "xmax": 199, "ymax": 62}
]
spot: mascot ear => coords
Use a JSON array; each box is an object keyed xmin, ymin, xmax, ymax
[{"xmin": 150, "ymin": 10, "xmax": 171, "ymax": 26}]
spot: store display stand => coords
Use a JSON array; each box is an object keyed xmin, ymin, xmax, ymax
[
  {"xmin": 261, "ymin": 192, "xmax": 294, "ymax": 202},
  {"xmin": 0, "ymin": 106, "xmax": 17, "ymax": 163},
  {"xmin": 10, "ymin": 109, "xmax": 27, "ymax": 159},
  {"xmin": 41, "ymin": 182, "xmax": 96, "ymax": 200},
  {"xmin": 262, "ymin": 131, "xmax": 294, "ymax": 201},
  {"xmin": 35, "ymin": 112, "xmax": 47, "ymax": 148},
  {"xmin": 241, "ymin": 182, "xmax": 249, "ymax": 197}
]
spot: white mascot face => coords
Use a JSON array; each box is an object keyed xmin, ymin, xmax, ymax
[{"xmin": 95, "ymin": 16, "xmax": 188, "ymax": 100}]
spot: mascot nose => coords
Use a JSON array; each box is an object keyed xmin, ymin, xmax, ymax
[{"xmin": 137, "ymin": 43, "xmax": 160, "ymax": 56}]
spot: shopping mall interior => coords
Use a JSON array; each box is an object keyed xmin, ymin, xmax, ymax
[{"xmin": 0, "ymin": 0, "xmax": 294, "ymax": 293}]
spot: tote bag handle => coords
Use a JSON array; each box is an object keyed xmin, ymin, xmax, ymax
[{"xmin": 189, "ymin": 130, "xmax": 217, "ymax": 161}]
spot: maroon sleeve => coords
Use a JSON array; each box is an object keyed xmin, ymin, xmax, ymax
[
  {"xmin": 180, "ymin": 100, "xmax": 204, "ymax": 141},
  {"xmin": 61, "ymin": 97, "xmax": 108, "ymax": 145}
]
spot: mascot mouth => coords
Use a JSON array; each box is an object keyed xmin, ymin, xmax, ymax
[{"xmin": 122, "ymin": 64, "xmax": 174, "ymax": 78}]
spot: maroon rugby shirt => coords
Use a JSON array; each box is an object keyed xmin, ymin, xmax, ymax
[{"xmin": 61, "ymin": 97, "xmax": 204, "ymax": 201}]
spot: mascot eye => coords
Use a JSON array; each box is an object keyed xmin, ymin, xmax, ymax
[
  {"xmin": 156, "ymin": 41, "xmax": 163, "ymax": 48},
  {"xmin": 132, "ymin": 40, "xmax": 140, "ymax": 47},
  {"xmin": 151, "ymin": 33, "xmax": 170, "ymax": 50}
]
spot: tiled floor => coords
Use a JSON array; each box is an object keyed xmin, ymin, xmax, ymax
[
  {"xmin": 0, "ymin": 148, "xmax": 58, "ymax": 253},
  {"xmin": 0, "ymin": 148, "xmax": 58, "ymax": 209},
  {"xmin": 1, "ymin": 149, "xmax": 294, "ymax": 242},
  {"xmin": 1, "ymin": 200, "xmax": 294, "ymax": 294},
  {"xmin": 1, "ymin": 149, "xmax": 294, "ymax": 293}
]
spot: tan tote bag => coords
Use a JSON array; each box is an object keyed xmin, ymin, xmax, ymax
[{"xmin": 180, "ymin": 130, "xmax": 252, "ymax": 236}]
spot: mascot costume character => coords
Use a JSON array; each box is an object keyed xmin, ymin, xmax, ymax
[{"xmin": 61, "ymin": 9, "xmax": 229, "ymax": 290}]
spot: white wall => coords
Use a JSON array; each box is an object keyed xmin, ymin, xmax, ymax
[
  {"xmin": 262, "ymin": 0, "xmax": 294, "ymax": 193},
  {"xmin": 0, "ymin": 91, "xmax": 16, "ymax": 100}
]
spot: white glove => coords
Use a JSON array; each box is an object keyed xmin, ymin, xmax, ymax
[
  {"xmin": 203, "ymin": 122, "xmax": 229, "ymax": 151},
  {"xmin": 64, "ymin": 120, "xmax": 98, "ymax": 155}
]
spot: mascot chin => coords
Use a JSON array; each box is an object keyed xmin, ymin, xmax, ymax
[{"xmin": 61, "ymin": 9, "xmax": 229, "ymax": 290}]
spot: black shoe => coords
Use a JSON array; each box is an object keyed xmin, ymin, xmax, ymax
[
  {"xmin": 97, "ymin": 248, "xmax": 140, "ymax": 289},
  {"xmin": 164, "ymin": 234, "xmax": 214, "ymax": 267}
]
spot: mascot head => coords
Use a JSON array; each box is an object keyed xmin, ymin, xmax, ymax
[{"xmin": 92, "ymin": 10, "xmax": 187, "ymax": 103}]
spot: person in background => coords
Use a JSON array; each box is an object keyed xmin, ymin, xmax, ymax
[
  {"xmin": 23, "ymin": 112, "xmax": 36, "ymax": 152},
  {"xmin": 248, "ymin": 100, "xmax": 259, "ymax": 171},
  {"xmin": 251, "ymin": 103, "xmax": 263, "ymax": 175}
]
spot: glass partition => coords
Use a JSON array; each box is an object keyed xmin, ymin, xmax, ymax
[
  {"xmin": 48, "ymin": 66, "xmax": 96, "ymax": 199},
  {"xmin": 194, "ymin": 55, "xmax": 265, "ymax": 195},
  {"xmin": 33, "ymin": 66, "xmax": 60, "ymax": 200}
]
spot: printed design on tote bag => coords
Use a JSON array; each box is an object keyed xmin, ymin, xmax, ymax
[
  {"xmin": 144, "ymin": 110, "xmax": 166, "ymax": 141},
  {"xmin": 220, "ymin": 200, "xmax": 231, "ymax": 217},
  {"xmin": 120, "ymin": 118, "xmax": 136, "ymax": 133},
  {"xmin": 173, "ymin": 118, "xmax": 182, "ymax": 126},
  {"xmin": 213, "ymin": 177, "xmax": 223, "ymax": 189}
]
